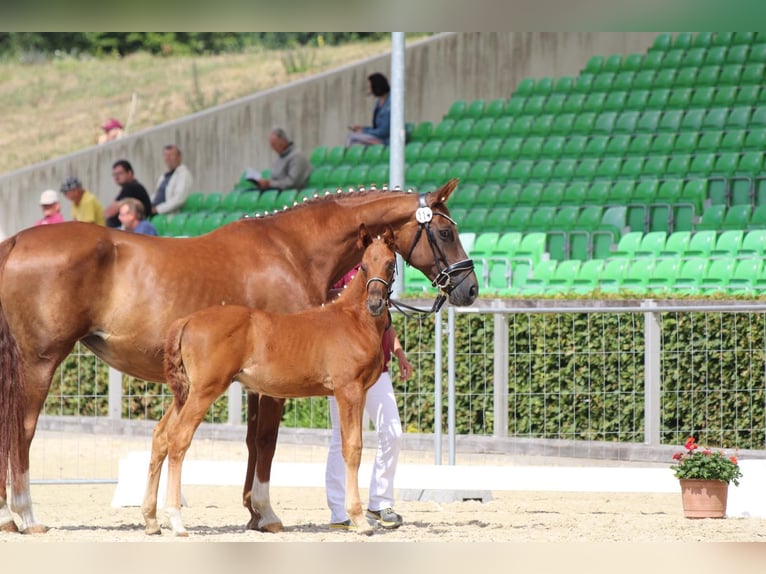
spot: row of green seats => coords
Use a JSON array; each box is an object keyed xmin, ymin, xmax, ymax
[
  {"xmin": 650, "ymin": 32, "xmax": 763, "ymax": 53},
  {"xmin": 612, "ymin": 229, "xmax": 766, "ymax": 259},
  {"xmin": 514, "ymin": 255, "xmax": 766, "ymax": 296},
  {"xmin": 429, "ymin": 105, "xmax": 766, "ymax": 141},
  {"xmin": 506, "ymin": 85, "xmax": 766, "ymax": 118},
  {"xmin": 452, "ymin": 178, "xmax": 707, "ymax": 212},
  {"xmin": 697, "ymin": 203, "xmax": 766, "ymax": 231},
  {"xmin": 583, "ymin": 44, "xmax": 766, "ymax": 76},
  {"xmin": 512, "ymin": 64, "xmax": 764, "ymax": 99},
  {"xmin": 405, "ymin": 129, "xmax": 766, "ymax": 165},
  {"xmin": 414, "ymin": 153, "xmax": 763, "ymax": 188},
  {"xmin": 154, "ymin": 210, "xmax": 242, "ymax": 237},
  {"xmin": 182, "ymin": 188, "xmax": 326, "ymax": 216}
]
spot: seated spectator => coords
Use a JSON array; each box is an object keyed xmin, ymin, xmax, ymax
[
  {"xmin": 151, "ymin": 144, "xmax": 194, "ymax": 215},
  {"xmin": 98, "ymin": 118, "xmax": 125, "ymax": 144},
  {"xmin": 118, "ymin": 197, "xmax": 158, "ymax": 236},
  {"xmin": 105, "ymin": 160, "xmax": 153, "ymax": 228},
  {"xmin": 60, "ymin": 176, "xmax": 106, "ymax": 226},
  {"xmin": 346, "ymin": 73, "xmax": 391, "ymax": 147},
  {"xmin": 245, "ymin": 127, "xmax": 312, "ymax": 192},
  {"xmin": 35, "ymin": 189, "xmax": 65, "ymax": 226}
]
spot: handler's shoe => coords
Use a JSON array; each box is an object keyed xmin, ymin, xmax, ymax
[
  {"xmin": 366, "ymin": 507, "xmax": 403, "ymax": 529},
  {"xmin": 329, "ymin": 519, "xmax": 357, "ymax": 531}
]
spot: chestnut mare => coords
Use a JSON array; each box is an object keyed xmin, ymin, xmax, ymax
[
  {"xmin": 0, "ymin": 179, "xmax": 478, "ymax": 534},
  {"xmin": 147, "ymin": 226, "xmax": 397, "ymax": 536}
]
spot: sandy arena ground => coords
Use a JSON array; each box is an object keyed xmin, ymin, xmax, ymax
[{"xmin": 2, "ymin": 430, "xmax": 765, "ymax": 543}]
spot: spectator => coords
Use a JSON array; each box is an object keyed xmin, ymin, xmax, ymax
[
  {"xmin": 60, "ymin": 176, "xmax": 106, "ymax": 226},
  {"xmin": 346, "ymin": 73, "xmax": 391, "ymax": 147},
  {"xmin": 245, "ymin": 127, "xmax": 312, "ymax": 191},
  {"xmin": 151, "ymin": 144, "xmax": 194, "ymax": 216},
  {"xmin": 105, "ymin": 159, "xmax": 153, "ymax": 228},
  {"xmin": 118, "ymin": 197, "xmax": 158, "ymax": 236},
  {"xmin": 324, "ymin": 264, "xmax": 413, "ymax": 531},
  {"xmin": 35, "ymin": 189, "xmax": 65, "ymax": 226},
  {"xmin": 98, "ymin": 118, "xmax": 124, "ymax": 145}
]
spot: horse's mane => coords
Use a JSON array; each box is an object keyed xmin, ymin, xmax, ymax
[{"xmin": 242, "ymin": 185, "xmax": 417, "ymax": 221}]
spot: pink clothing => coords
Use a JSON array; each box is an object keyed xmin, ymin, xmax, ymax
[
  {"xmin": 35, "ymin": 212, "xmax": 65, "ymax": 226},
  {"xmin": 333, "ymin": 264, "xmax": 392, "ymax": 371}
]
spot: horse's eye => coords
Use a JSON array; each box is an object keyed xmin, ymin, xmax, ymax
[{"xmin": 438, "ymin": 229, "xmax": 454, "ymax": 241}]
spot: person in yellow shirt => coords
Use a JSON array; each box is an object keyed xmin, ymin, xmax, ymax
[{"xmin": 60, "ymin": 176, "xmax": 106, "ymax": 226}]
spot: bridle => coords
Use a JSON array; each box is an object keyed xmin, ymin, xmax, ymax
[{"xmin": 394, "ymin": 193, "xmax": 475, "ymax": 315}]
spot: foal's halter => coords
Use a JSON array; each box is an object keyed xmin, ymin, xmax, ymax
[{"xmin": 397, "ymin": 193, "xmax": 475, "ymax": 314}]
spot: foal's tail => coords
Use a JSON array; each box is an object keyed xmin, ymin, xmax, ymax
[
  {"xmin": 0, "ymin": 237, "xmax": 26, "ymax": 488},
  {"xmin": 164, "ymin": 317, "xmax": 192, "ymax": 410}
]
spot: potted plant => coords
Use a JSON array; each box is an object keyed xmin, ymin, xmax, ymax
[{"xmin": 671, "ymin": 436, "xmax": 743, "ymax": 519}]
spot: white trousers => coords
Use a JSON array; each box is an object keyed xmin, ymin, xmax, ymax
[{"xmin": 325, "ymin": 371, "xmax": 403, "ymax": 523}]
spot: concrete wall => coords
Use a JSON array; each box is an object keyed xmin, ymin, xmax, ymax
[{"xmin": 0, "ymin": 32, "xmax": 662, "ymax": 240}]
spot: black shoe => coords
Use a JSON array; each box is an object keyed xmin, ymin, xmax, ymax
[
  {"xmin": 329, "ymin": 519, "xmax": 357, "ymax": 531},
  {"xmin": 366, "ymin": 507, "xmax": 403, "ymax": 529}
]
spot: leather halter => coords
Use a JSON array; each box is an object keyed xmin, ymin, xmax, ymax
[{"xmin": 399, "ymin": 193, "xmax": 475, "ymax": 314}]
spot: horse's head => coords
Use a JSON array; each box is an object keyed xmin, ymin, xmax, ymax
[
  {"xmin": 397, "ymin": 179, "xmax": 479, "ymax": 307},
  {"xmin": 357, "ymin": 224, "xmax": 397, "ymax": 317}
]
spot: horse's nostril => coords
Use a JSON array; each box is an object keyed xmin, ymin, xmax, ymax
[{"xmin": 469, "ymin": 284, "xmax": 478, "ymax": 297}]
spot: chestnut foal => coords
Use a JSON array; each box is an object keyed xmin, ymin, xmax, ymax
[{"xmin": 143, "ymin": 225, "xmax": 397, "ymax": 536}]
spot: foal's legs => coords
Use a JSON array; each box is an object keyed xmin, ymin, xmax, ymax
[
  {"xmin": 335, "ymin": 384, "xmax": 371, "ymax": 533},
  {"xmin": 141, "ymin": 406, "xmax": 175, "ymax": 535},
  {"xmin": 165, "ymin": 379, "xmax": 230, "ymax": 536}
]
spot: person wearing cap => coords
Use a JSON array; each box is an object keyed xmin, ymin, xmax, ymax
[
  {"xmin": 60, "ymin": 176, "xmax": 106, "ymax": 226},
  {"xmin": 118, "ymin": 197, "xmax": 158, "ymax": 236},
  {"xmin": 151, "ymin": 144, "xmax": 194, "ymax": 216},
  {"xmin": 35, "ymin": 189, "xmax": 65, "ymax": 226},
  {"xmin": 105, "ymin": 159, "xmax": 153, "ymax": 228},
  {"xmin": 98, "ymin": 118, "xmax": 124, "ymax": 145}
]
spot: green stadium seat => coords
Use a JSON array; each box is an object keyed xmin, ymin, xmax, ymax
[
  {"xmin": 514, "ymin": 232, "xmax": 547, "ymax": 262},
  {"xmin": 520, "ymin": 136, "xmax": 544, "ymax": 158},
  {"xmin": 696, "ymin": 205, "xmax": 726, "ymax": 231},
  {"xmin": 184, "ymin": 192, "xmax": 206, "ymax": 212},
  {"xmin": 526, "ymin": 206, "xmax": 555, "ymax": 231},
  {"xmin": 626, "ymin": 88, "xmax": 650, "ymax": 109},
  {"xmin": 742, "ymin": 63, "xmax": 766, "ymax": 85},
  {"xmin": 517, "ymin": 182, "xmax": 543, "ymax": 207},
  {"xmin": 735, "ymin": 85, "xmax": 761, "ymax": 108},
  {"xmin": 571, "ymin": 74, "xmax": 593, "ymax": 94},
  {"xmin": 220, "ymin": 190, "xmax": 242, "ymax": 212},
  {"xmin": 682, "ymin": 230, "xmax": 718, "ymax": 257},
  {"xmin": 550, "ymin": 113, "xmax": 575, "ymax": 135},
  {"xmin": 489, "ymin": 117, "xmax": 515, "ymax": 139},
  {"xmin": 614, "ymin": 111, "xmax": 639, "ymax": 133},
  {"xmin": 507, "ymin": 206, "xmax": 533, "ymax": 229},
  {"xmin": 562, "ymin": 93, "xmax": 585, "ymax": 114},
  {"xmin": 648, "ymin": 133, "xmax": 674, "ymax": 155},
  {"xmin": 739, "ymin": 152, "xmax": 765, "ymax": 175},
  {"xmin": 554, "ymin": 76, "xmax": 575, "ymax": 93},
  {"xmin": 574, "ymin": 158, "xmax": 598, "ymax": 180},
  {"xmin": 541, "ymin": 94, "xmax": 564, "ymax": 115},
  {"xmin": 612, "ymin": 231, "xmax": 644, "ymax": 257},
  {"xmin": 458, "ymin": 139, "xmax": 482, "ymax": 161},
  {"xmin": 748, "ymin": 42, "xmax": 766, "ymax": 62},
  {"xmin": 650, "ymin": 33, "xmax": 672, "ymax": 52},
  {"xmin": 521, "ymin": 260, "xmax": 559, "ymax": 293},
  {"xmin": 423, "ymin": 162, "xmax": 450, "ymax": 185},
  {"xmin": 514, "ymin": 78, "xmax": 536, "ymax": 96},
  {"xmin": 604, "ymin": 134, "xmax": 629, "ymax": 156},
  {"xmin": 726, "ymin": 107, "xmax": 752, "ymax": 131},
  {"xmin": 541, "ymin": 136, "xmax": 566, "ymax": 158},
  {"xmin": 309, "ymin": 145, "xmax": 328, "ymax": 166},
  {"xmin": 732, "ymin": 32, "xmax": 755, "ymax": 45},
  {"xmin": 405, "ymin": 142, "xmax": 424, "ymax": 163},
  {"xmin": 648, "ymin": 88, "xmax": 674, "ymax": 110},
  {"xmin": 466, "ymin": 99, "xmax": 487, "ymax": 118},
  {"xmin": 522, "ymin": 95, "xmax": 545, "ymax": 116},
  {"xmin": 533, "ymin": 77, "xmax": 555, "ymax": 96},
  {"xmin": 432, "ymin": 119, "xmax": 457, "ymax": 140},
  {"xmin": 712, "ymin": 152, "xmax": 740, "ymax": 177},
  {"xmin": 539, "ymin": 182, "xmax": 566, "ymax": 206},
  {"xmin": 552, "ymin": 206, "xmax": 581, "ymax": 231},
  {"xmin": 727, "ymin": 258, "xmax": 762, "ymax": 292},
  {"xmin": 583, "ymin": 92, "xmax": 607, "ymax": 113},
  {"xmin": 603, "ymin": 90, "xmax": 628, "ymax": 111},
  {"xmin": 562, "ymin": 135, "xmax": 587, "ymax": 157},
  {"xmin": 202, "ymin": 192, "xmax": 222, "ymax": 212},
  {"xmin": 585, "ymin": 181, "xmax": 611, "ymax": 204},
  {"xmin": 689, "ymin": 152, "xmax": 716, "ymax": 177},
  {"xmin": 674, "ymin": 32, "xmax": 694, "ymax": 50},
  {"xmin": 477, "ymin": 138, "xmax": 503, "ymax": 161},
  {"xmin": 596, "ymin": 259, "xmax": 630, "ymax": 292},
  {"xmin": 710, "ymin": 230, "xmax": 744, "ymax": 257},
  {"xmin": 720, "ymin": 130, "xmax": 746, "ymax": 151},
  {"xmin": 672, "ymin": 257, "xmax": 710, "ymax": 292},
  {"xmin": 657, "ymin": 109, "xmax": 682, "ymax": 133},
  {"xmin": 620, "ymin": 258, "xmax": 656, "ymax": 292},
  {"xmin": 665, "ymin": 155, "xmax": 692, "ymax": 177},
  {"xmin": 645, "ymin": 259, "xmax": 681, "ymax": 292},
  {"xmin": 621, "ymin": 53, "xmax": 643, "ymax": 72},
  {"xmin": 451, "ymin": 118, "xmax": 475, "ymax": 139},
  {"xmin": 695, "ymin": 65, "xmax": 720, "ymax": 87},
  {"xmin": 530, "ymin": 159, "xmax": 554, "ymax": 182},
  {"xmin": 495, "ymin": 232, "xmax": 523, "ymax": 256},
  {"xmin": 620, "ymin": 157, "xmax": 645, "ymax": 179},
  {"xmin": 666, "ymin": 88, "xmax": 691, "ymax": 109},
  {"xmin": 485, "ymin": 99, "xmax": 507, "ymax": 118},
  {"xmin": 499, "ymin": 137, "xmax": 523, "ymax": 158},
  {"xmin": 720, "ymin": 205, "xmax": 751, "ymax": 230},
  {"xmin": 446, "ymin": 100, "xmax": 468, "ymax": 119},
  {"xmin": 641, "ymin": 52, "xmax": 665, "ymax": 71},
  {"xmin": 659, "ymin": 231, "xmax": 692, "ymax": 257},
  {"xmin": 636, "ymin": 110, "xmax": 662, "ymax": 133},
  {"xmin": 553, "ymin": 158, "xmax": 577, "ymax": 181},
  {"xmin": 435, "ymin": 140, "xmax": 462, "ymax": 162},
  {"xmin": 739, "ymin": 229, "xmax": 766, "ymax": 256},
  {"xmin": 470, "ymin": 232, "xmax": 500, "ymax": 257},
  {"xmin": 653, "ymin": 69, "xmax": 677, "ymax": 89},
  {"xmin": 509, "ymin": 116, "xmax": 534, "ymax": 136},
  {"xmin": 661, "ymin": 49, "xmax": 685, "ymax": 69},
  {"xmin": 471, "ymin": 118, "xmax": 495, "ymax": 139},
  {"xmin": 569, "ymin": 259, "xmax": 604, "ymax": 293},
  {"xmin": 509, "ymin": 160, "xmax": 534, "ymax": 182},
  {"xmin": 344, "ymin": 145, "xmax": 367, "ymax": 166},
  {"xmin": 504, "ymin": 96, "xmax": 526, "ymax": 116},
  {"xmin": 610, "ymin": 181, "xmax": 635, "ymax": 204},
  {"xmin": 561, "ymin": 181, "xmax": 588, "ymax": 205},
  {"xmin": 691, "ymin": 87, "xmax": 716, "ymax": 109}
]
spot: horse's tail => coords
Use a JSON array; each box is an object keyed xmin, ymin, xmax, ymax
[
  {"xmin": 0, "ymin": 237, "xmax": 26, "ymax": 488},
  {"xmin": 164, "ymin": 317, "xmax": 192, "ymax": 410}
]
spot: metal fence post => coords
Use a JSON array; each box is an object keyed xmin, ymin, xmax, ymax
[
  {"xmin": 108, "ymin": 367, "xmax": 122, "ymax": 420},
  {"xmin": 448, "ymin": 305, "xmax": 456, "ymax": 464},
  {"xmin": 493, "ymin": 311, "xmax": 509, "ymax": 438},
  {"xmin": 434, "ymin": 309, "xmax": 443, "ymax": 465},
  {"xmin": 642, "ymin": 299, "xmax": 661, "ymax": 446}
]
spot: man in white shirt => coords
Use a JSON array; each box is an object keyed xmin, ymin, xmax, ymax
[{"xmin": 151, "ymin": 144, "xmax": 194, "ymax": 215}]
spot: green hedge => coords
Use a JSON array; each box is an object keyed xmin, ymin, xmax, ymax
[{"xmin": 45, "ymin": 311, "xmax": 766, "ymax": 450}]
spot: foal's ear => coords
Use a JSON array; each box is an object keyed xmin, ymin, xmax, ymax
[
  {"xmin": 357, "ymin": 223, "xmax": 373, "ymax": 250},
  {"xmin": 382, "ymin": 224, "xmax": 396, "ymax": 250},
  {"xmin": 427, "ymin": 178, "xmax": 459, "ymax": 206}
]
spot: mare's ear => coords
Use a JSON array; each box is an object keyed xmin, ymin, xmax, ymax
[
  {"xmin": 357, "ymin": 223, "xmax": 373, "ymax": 250},
  {"xmin": 427, "ymin": 178, "xmax": 459, "ymax": 206},
  {"xmin": 382, "ymin": 224, "xmax": 396, "ymax": 250}
]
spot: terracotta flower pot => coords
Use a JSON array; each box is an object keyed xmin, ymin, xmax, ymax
[{"xmin": 679, "ymin": 479, "xmax": 729, "ymax": 519}]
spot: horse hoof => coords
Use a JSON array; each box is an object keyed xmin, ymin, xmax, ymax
[
  {"xmin": 0, "ymin": 520, "xmax": 19, "ymax": 533},
  {"xmin": 245, "ymin": 517, "xmax": 260, "ymax": 531},
  {"xmin": 174, "ymin": 531, "xmax": 189, "ymax": 538},
  {"xmin": 145, "ymin": 527, "xmax": 162, "ymax": 536},
  {"xmin": 21, "ymin": 524, "xmax": 48, "ymax": 535},
  {"xmin": 259, "ymin": 521, "xmax": 284, "ymax": 533}
]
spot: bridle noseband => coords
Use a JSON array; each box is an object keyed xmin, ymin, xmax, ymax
[{"xmin": 396, "ymin": 193, "xmax": 475, "ymax": 315}]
